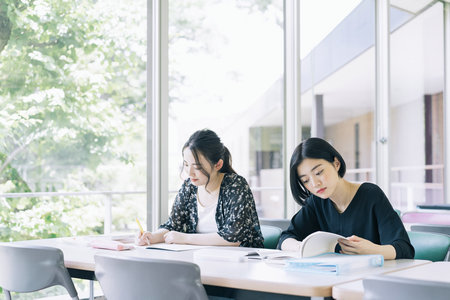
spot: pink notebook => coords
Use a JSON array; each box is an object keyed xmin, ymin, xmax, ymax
[{"xmin": 89, "ymin": 239, "xmax": 134, "ymax": 251}]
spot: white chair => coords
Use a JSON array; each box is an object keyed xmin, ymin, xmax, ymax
[
  {"xmin": 94, "ymin": 254, "xmax": 208, "ymax": 300},
  {"xmin": 0, "ymin": 244, "xmax": 79, "ymax": 300},
  {"xmin": 363, "ymin": 275, "xmax": 450, "ymax": 300}
]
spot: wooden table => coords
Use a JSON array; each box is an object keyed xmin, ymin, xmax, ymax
[
  {"xmin": 332, "ymin": 261, "xmax": 450, "ymax": 300},
  {"xmin": 10, "ymin": 237, "xmax": 431, "ymax": 300}
]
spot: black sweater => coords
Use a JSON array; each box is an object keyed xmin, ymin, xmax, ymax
[{"xmin": 278, "ymin": 182, "xmax": 415, "ymax": 259}]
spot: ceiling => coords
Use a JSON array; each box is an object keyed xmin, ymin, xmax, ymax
[
  {"xmin": 390, "ymin": 0, "xmax": 436, "ymax": 14},
  {"xmin": 250, "ymin": 0, "xmax": 443, "ymax": 128}
]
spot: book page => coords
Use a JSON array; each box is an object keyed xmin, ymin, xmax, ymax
[
  {"xmin": 258, "ymin": 250, "xmax": 302, "ymax": 265},
  {"xmin": 193, "ymin": 248, "xmax": 257, "ymax": 262},
  {"xmin": 257, "ymin": 249, "xmax": 301, "ymax": 259},
  {"xmin": 300, "ymin": 231, "xmax": 345, "ymax": 258}
]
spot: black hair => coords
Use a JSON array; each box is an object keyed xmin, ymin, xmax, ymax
[
  {"xmin": 290, "ymin": 137, "xmax": 346, "ymax": 206},
  {"xmin": 183, "ymin": 129, "xmax": 236, "ymax": 191}
]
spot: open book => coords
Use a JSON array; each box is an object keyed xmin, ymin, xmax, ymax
[
  {"xmin": 298, "ymin": 231, "xmax": 344, "ymax": 257},
  {"xmin": 192, "ymin": 231, "xmax": 347, "ymax": 262},
  {"xmin": 259, "ymin": 231, "xmax": 345, "ymax": 262},
  {"xmin": 267, "ymin": 231, "xmax": 384, "ymax": 274}
]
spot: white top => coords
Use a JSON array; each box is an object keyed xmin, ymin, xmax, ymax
[{"xmin": 196, "ymin": 199, "xmax": 218, "ymax": 233}]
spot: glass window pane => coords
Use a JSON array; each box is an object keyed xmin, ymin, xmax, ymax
[
  {"xmin": 168, "ymin": 0, "xmax": 284, "ymax": 218},
  {"xmin": 390, "ymin": 2, "xmax": 444, "ymax": 210},
  {"xmin": 0, "ymin": 0, "xmax": 146, "ymax": 241},
  {"xmin": 300, "ymin": 0, "xmax": 375, "ymax": 183}
]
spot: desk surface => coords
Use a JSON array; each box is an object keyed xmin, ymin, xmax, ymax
[
  {"xmin": 332, "ymin": 261, "xmax": 450, "ymax": 300},
  {"xmin": 11, "ymin": 237, "xmax": 431, "ymax": 298}
]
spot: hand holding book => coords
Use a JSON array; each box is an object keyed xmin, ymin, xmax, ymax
[
  {"xmin": 337, "ymin": 234, "xmax": 397, "ymax": 259},
  {"xmin": 268, "ymin": 231, "xmax": 384, "ymax": 274}
]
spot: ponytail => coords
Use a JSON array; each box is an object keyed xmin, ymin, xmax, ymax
[{"xmin": 220, "ymin": 146, "xmax": 236, "ymax": 174}]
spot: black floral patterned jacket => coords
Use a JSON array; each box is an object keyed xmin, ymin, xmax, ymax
[{"xmin": 160, "ymin": 173, "xmax": 264, "ymax": 248}]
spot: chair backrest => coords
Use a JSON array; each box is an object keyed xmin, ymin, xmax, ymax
[
  {"xmin": 259, "ymin": 218, "xmax": 290, "ymax": 231},
  {"xmin": 0, "ymin": 244, "xmax": 79, "ymax": 300},
  {"xmin": 416, "ymin": 204, "xmax": 450, "ymax": 210},
  {"xmin": 407, "ymin": 231, "xmax": 450, "ymax": 261},
  {"xmin": 363, "ymin": 274, "xmax": 450, "ymax": 300},
  {"xmin": 94, "ymin": 254, "xmax": 208, "ymax": 300},
  {"xmin": 401, "ymin": 212, "xmax": 450, "ymax": 225},
  {"xmin": 260, "ymin": 225, "xmax": 282, "ymax": 249},
  {"xmin": 411, "ymin": 224, "xmax": 450, "ymax": 236}
]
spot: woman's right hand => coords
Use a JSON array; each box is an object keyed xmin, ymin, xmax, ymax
[{"xmin": 136, "ymin": 231, "xmax": 152, "ymax": 246}]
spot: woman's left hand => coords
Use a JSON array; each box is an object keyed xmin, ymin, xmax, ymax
[
  {"xmin": 337, "ymin": 235, "xmax": 378, "ymax": 255},
  {"xmin": 163, "ymin": 231, "xmax": 188, "ymax": 244}
]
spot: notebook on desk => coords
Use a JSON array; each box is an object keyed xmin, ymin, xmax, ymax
[
  {"xmin": 90, "ymin": 239, "xmax": 135, "ymax": 251},
  {"xmin": 64, "ymin": 235, "xmax": 135, "ymax": 251}
]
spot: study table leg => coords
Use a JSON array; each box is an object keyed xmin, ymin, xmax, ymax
[
  {"xmin": 204, "ymin": 285, "xmax": 333, "ymax": 300},
  {"xmin": 68, "ymin": 268, "xmax": 96, "ymax": 300},
  {"xmin": 89, "ymin": 280, "xmax": 94, "ymax": 300}
]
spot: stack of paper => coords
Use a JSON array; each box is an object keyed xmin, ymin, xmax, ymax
[{"xmin": 285, "ymin": 253, "xmax": 384, "ymax": 275}]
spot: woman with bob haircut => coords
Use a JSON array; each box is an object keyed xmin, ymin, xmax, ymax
[{"xmin": 278, "ymin": 137, "xmax": 414, "ymax": 259}]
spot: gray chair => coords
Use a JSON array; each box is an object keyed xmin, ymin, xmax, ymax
[
  {"xmin": 94, "ymin": 254, "xmax": 208, "ymax": 300},
  {"xmin": 363, "ymin": 274, "xmax": 450, "ymax": 300},
  {"xmin": 411, "ymin": 224, "xmax": 450, "ymax": 236},
  {"xmin": 0, "ymin": 244, "xmax": 79, "ymax": 300}
]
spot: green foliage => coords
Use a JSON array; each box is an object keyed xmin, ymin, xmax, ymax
[
  {"xmin": 0, "ymin": 0, "xmax": 146, "ymax": 180},
  {"xmin": 0, "ymin": 195, "xmax": 103, "ymax": 242},
  {"xmin": 0, "ymin": 0, "xmax": 146, "ymax": 241},
  {"xmin": 0, "ymin": 0, "xmax": 276, "ymax": 244}
]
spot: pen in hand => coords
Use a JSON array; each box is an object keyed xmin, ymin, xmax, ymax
[
  {"xmin": 136, "ymin": 217, "xmax": 144, "ymax": 234},
  {"xmin": 135, "ymin": 218, "xmax": 151, "ymax": 245}
]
